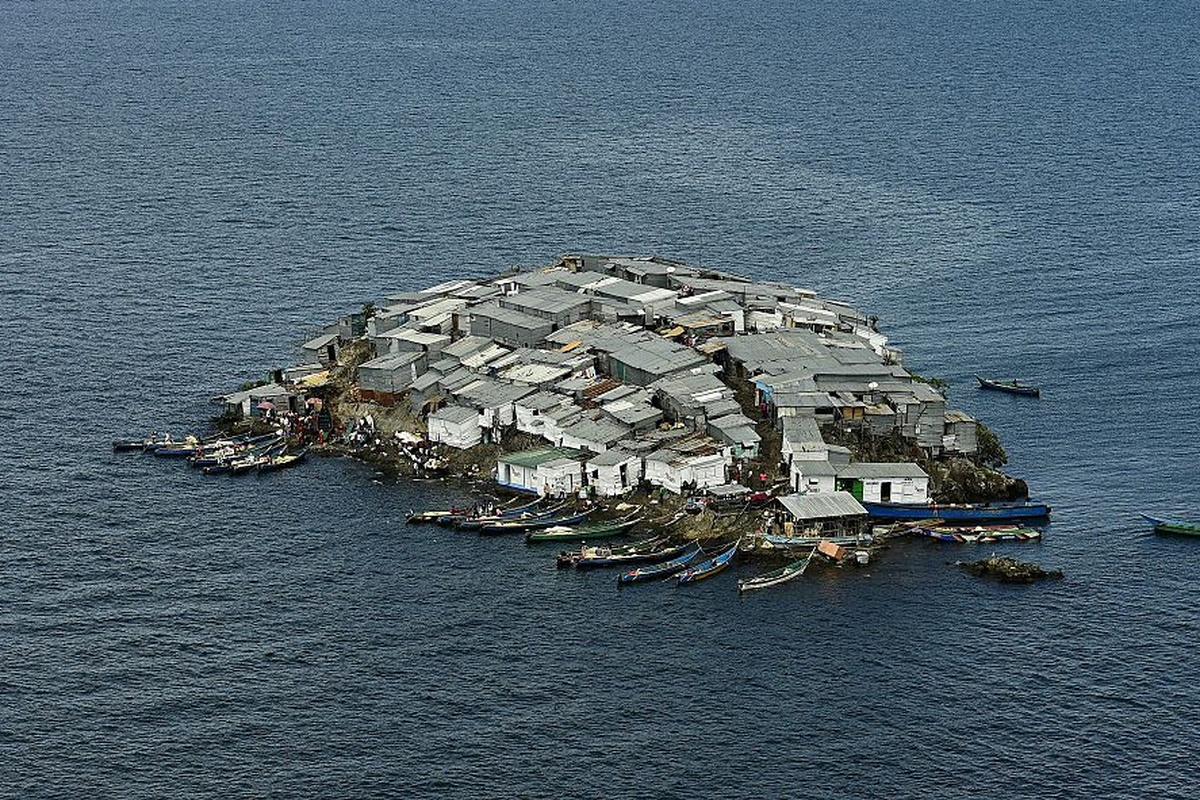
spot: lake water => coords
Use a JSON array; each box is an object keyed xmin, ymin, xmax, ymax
[{"xmin": 2, "ymin": 1, "xmax": 1198, "ymax": 797}]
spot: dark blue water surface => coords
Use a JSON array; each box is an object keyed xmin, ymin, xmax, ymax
[{"xmin": 3, "ymin": 1, "xmax": 1199, "ymax": 797}]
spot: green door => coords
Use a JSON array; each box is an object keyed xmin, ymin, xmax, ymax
[{"xmin": 851, "ymin": 480, "xmax": 864, "ymax": 501}]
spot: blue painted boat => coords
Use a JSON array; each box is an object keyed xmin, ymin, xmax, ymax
[
  {"xmin": 617, "ymin": 543, "xmax": 703, "ymax": 585},
  {"xmin": 674, "ymin": 541, "xmax": 739, "ymax": 585},
  {"xmin": 862, "ymin": 501, "xmax": 1051, "ymax": 522}
]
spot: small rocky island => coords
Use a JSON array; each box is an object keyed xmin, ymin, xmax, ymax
[{"xmin": 175, "ymin": 253, "xmax": 1048, "ymax": 585}]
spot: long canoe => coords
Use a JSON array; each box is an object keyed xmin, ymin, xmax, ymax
[
  {"xmin": 674, "ymin": 541, "xmax": 739, "ymax": 586},
  {"xmin": 478, "ymin": 508, "xmax": 593, "ymax": 535},
  {"xmin": 525, "ymin": 516, "xmax": 642, "ymax": 544},
  {"xmin": 568, "ymin": 540, "xmax": 693, "ymax": 570},
  {"xmin": 1141, "ymin": 514, "xmax": 1200, "ymax": 537},
  {"xmin": 921, "ymin": 527, "xmax": 1042, "ymax": 543},
  {"xmin": 976, "ymin": 376, "xmax": 1040, "ymax": 397},
  {"xmin": 406, "ymin": 509, "xmax": 457, "ymax": 524},
  {"xmin": 455, "ymin": 501, "xmax": 565, "ymax": 529},
  {"xmin": 861, "ymin": 501, "xmax": 1051, "ymax": 523},
  {"xmin": 112, "ymin": 439, "xmax": 152, "ymax": 452},
  {"xmin": 617, "ymin": 543, "xmax": 703, "ymax": 585},
  {"xmin": 738, "ymin": 548, "xmax": 815, "ymax": 594},
  {"xmin": 764, "ymin": 533, "xmax": 873, "ymax": 548},
  {"xmin": 258, "ymin": 447, "xmax": 309, "ymax": 472}
]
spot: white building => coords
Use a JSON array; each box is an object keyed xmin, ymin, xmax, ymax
[
  {"xmin": 835, "ymin": 462, "xmax": 930, "ymax": 504},
  {"xmin": 538, "ymin": 457, "xmax": 586, "ymax": 497},
  {"xmin": 427, "ymin": 405, "xmax": 482, "ymax": 449},
  {"xmin": 495, "ymin": 447, "xmax": 588, "ymax": 496},
  {"xmin": 587, "ymin": 449, "xmax": 641, "ymax": 496},
  {"xmin": 643, "ymin": 446, "xmax": 728, "ymax": 494},
  {"xmin": 790, "ymin": 459, "xmax": 838, "ymax": 495}
]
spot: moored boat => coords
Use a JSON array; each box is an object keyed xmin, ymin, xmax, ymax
[
  {"xmin": 525, "ymin": 515, "xmax": 641, "ymax": 544},
  {"xmin": 976, "ymin": 375, "xmax": 1041, "ymax": 397},
  {"xmin": 617, "ymin": 543, "xmax": 703, "ymax": 585},
  {"xmin": 1141, "ymin": 514, "xmax": 1200, "ymax": 537},
  {"xmin": 561, "ymin": 538, "xmax": 687, "ymax": 569},
  {"xmin": 763, "ymin": 533, "xmax": 873, "ymax": 548},
  {"xmin": 862, "ymin": 501, "xmax": 1051, "ymax": 523},
  {"xmin": 738, "ymin": 548, "xmax": 815, "ymax": 594},
  {"xmin": 406, "ymin": 509, "xmax": 457, "ymax": 524},
  {"xmin": 153, "ymin": 441, "xmax": 202, "ymax": 458},
  {"xmin": 258, "ymin": 446, "xmax": 309, "ymax": 473},
  {"xmin": 478, "ymin": 508, "xmax": 593, "ymax": 535},
  {"xmin": 455, "ymin": 500, "xmax": 564, "ymax": 529},
  {"xmin": 920, "ymin": 526, "xmax": 1041, "ymax": 543},
  {"xmin": 112, "ymin": 439, "xmax": 152, "ymax": 452},
  {"xmin": 674, "ymin": 541, "xmax": 739, "ymax": 585}
]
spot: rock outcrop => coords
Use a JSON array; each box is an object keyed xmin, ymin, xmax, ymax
[
  {"xmin": 958, "ymin": 555, "xmax": 1063, "ymax": 583},
  {"xmin": 928, "ymin": 458, "xmax": 1028, "ymax": 504}
]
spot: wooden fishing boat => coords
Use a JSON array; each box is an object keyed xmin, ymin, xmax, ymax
[
  {"xmin": 976, "ymin": 375, "xmax": 1040, "ymax": 397},
  {"xmin": 258, "ymin": 447, "xmax": 308, "ymax": 473},
  {"xmin": 202, "ymin": 462, "xmax": 233, "ymax": 475},
  {"xmin": 763, "ymin": 533, "xmax": 873, "ymax": 548},
  {"xmin": 861, "ymin": 501, "xmax": 1051, "ymax": 523},
  {"xmin": 617, "ymin": 543, "xmax": 703, "ymax": 585},
  {"xmin": 478, "ymin": 508, "xmax": 593, "ymax": 535},
  {"xmin": 455, "ymin": 501, "xmax": 563, "ymax": 529},
  {"xmin": 525, "ymin": 516, "xmax": 641, "ymax": 544},
  {"xmin": 560, "ymin": 538, "xmax": 684, "ymax": 569},
  {"xmin": 227, "ymin": 443, "xmax": 284, "ymax": 475},
  {"xmin": 191, "ymin": 433, "xmax": 280, "ymax": 466},
  {"xmin": 229, "ymin": 456, "xmax": 261, "ymax": 475},
  {"xmin": 1141, "ymin": 514, "xmax": 1200, "ymax": 537},
  {"xmin": 920, "ymin": 523, "xmax": 1042, "ymax": 541},
  {"xmin": 153, "ymin": 443, "xmax": 201, "ymax": 458},
  {"xmin": 406, "ymin": 509, "xmax": 457, "ymax": 524},
  {"xmin": 190, "ymin": 446, "xmax": 244, "ymax": 467},
  {"xmin": 674, "ymin": 541, "xmax": 739, "ymax": 585},
  {"xmin": 112, "ymin": 439, "xmax": 152, "ymax": 452},
  {"xmin": 738, "ymin": 548, "xmax": 815, "ymax": 594}
]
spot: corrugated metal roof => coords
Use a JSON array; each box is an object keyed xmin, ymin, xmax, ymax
[
  {"xmin": 471, "ymin": 303, "xmax": 553, "ymax": 330},
  {"xmin": 302, "ymin": 333, "xmax": 339, "ymax": 350},
  {"xmin": 782, "ymin": 415, "xmax": 823, "ymax": 444},
  {"xmin": 837, "ymin": 462, "xmax": 929, "ymax": 479},
  {"xmin": 500, "ymin": 363, "xmax": 572, "ymax": 385},
  {"xmin": 500, "ymin": 287, "xmax": 592, "ymax": 315},
  {"xmin": 429, "ymin": 405, "xmax": 478, "ymax": 424},
  {"xmin": 359, "ymin": 352, "xmax": 423, "ymax": 371},
  {"xmin": 777, "ymin": 492, "xmax": 867, "ymax": 520},
  {"xmin": 588, "ymin": 448, "xmax": 637, "ymax": 467},
  {"xmin": 498, "ymin": 446, "xmax": 588, "ymax": 468}
]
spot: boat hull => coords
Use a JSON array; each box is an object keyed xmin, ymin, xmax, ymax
[
  {"xmin": 617, "ymin": 545, "xmax": 702, "ymax": 585},
  {"xmin": 574, "ymin": 543, "xmax": 689, "ymax": 569},
  {"xmin": 479, "ymin": 509, "xmax": 591, "ymax": 534},
  {"xmin": 1142, "ymin": 514, "xmax": 1200, "ymax": 536},
  {"xmin": 738, "ymin": 552, "xmax": 814, "ymax": 594},
  {"xmin": 525, "ymin": 519, "xmax": 640, "ymax": 543},
  {"xmin": 675, "ymin": 543, "xmax": 739, "ymax": 585},
  {"xmin": 862, "ymin": 502, "xmax": 1051, "ymax": 522},
  {"xmin": 976, "ymin": 376, "xmax": 1040, "ymax": 396}
]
